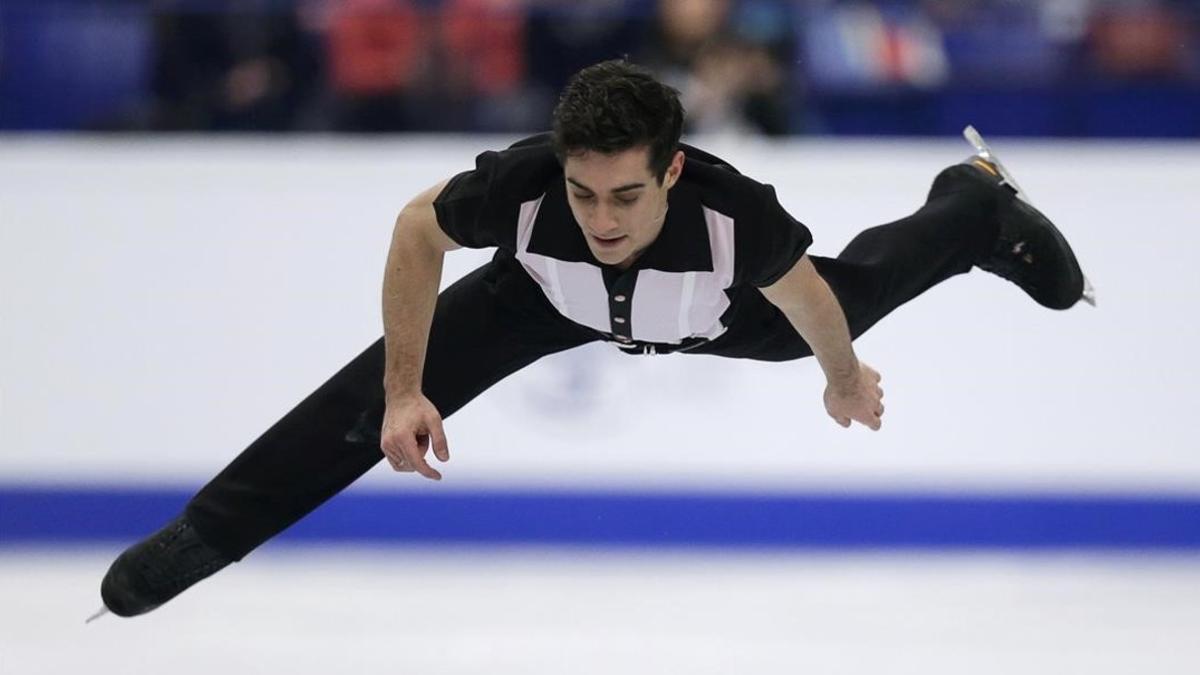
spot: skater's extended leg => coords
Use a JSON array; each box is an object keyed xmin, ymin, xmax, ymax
[
  {"xmin": 697, "ymin": 142, "xmax": 1089, "ymax": 363},
  {"xmin": 183, "ymin": 338, "xmax": 386, "ymax": 560},
  {"xmin": 185, "ymin": 261, "xmax": 595, "ymax": 559},
  {"xmin": 816, "ymin": 131, "xmax": 1093, "ymax": 337},
  {"xmin": 810, "ymin": 163, "xmax": 1003, "ymax": 338},
  {"xmin": 101, "ymin": 256, "xmax": 597, "ymax": 616}
]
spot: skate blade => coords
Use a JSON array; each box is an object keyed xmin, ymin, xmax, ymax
[
  {"xmin": 962, "ymin": 125, "xmax": 1030, "ymax": 202},
  {"xmin": 85, "ymin": 606, "xmax": 110, "ymax": 624},
  {"xmin": 1081, "ymin": 275, "xmax": 1097, "ymax": 307}
]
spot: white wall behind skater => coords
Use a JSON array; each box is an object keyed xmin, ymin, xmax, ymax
[{"xmin": 2, "ymin": 136, "xmax": 1196, "ymax": 493}]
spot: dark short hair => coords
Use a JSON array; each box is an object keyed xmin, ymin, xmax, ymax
[{"xmin": 552, "ymin": 60, "xmax": 684, "ymax": 183}]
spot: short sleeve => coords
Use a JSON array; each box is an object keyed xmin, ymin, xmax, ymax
[
  {"xmin": 432, "ymin": 140, "xmax": 560, "ymax": 251},
  {"xmin": 737, "ymin": 183, "xmax": 814, "ymax": 287},
  {"xmin": 432, "ymin": 151, "xmax": 512, "ymax": 250}
]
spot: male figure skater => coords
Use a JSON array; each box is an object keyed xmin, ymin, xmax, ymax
[{"xmin": 96, "ymin": 60, "xmax": 1093, "ymax": 619}]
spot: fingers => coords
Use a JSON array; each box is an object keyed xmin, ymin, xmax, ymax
[
  {"xmin": 849, "ymin": 410, "xmax": 882, "ymax": 431},
  {"xmin": 828, "ymin": 364, "xmax": 886, "ymax": 431},
  {"xmin": 379, "ymin": 400, "xmax": 449, "ymax": 479},
  {"xmin": 380, "ymin": 436, "xmax": 406, "ymax": 471},
  {"xmin": 382, "ymin": 442, "xmax": 414, "ymax": 472},
  {"xmin": 382, "ymin": 444, "xmax": 414, "ymax": 472},
  {"xmin": 389, "ymin": 456, "xmax": 415, "ymax": 473},
  {"xmin": 427, "ymin": 414, "xmax": 450, "ymax": 463},
  {"xmin": 866, "ymin": 396, "xmax": 885, "ymax": 430},
  {"xmin": 833, "ymin": 404, "xmax": 884, "ymax": 431},
  {"xmin": 398, "ymin": 434, "xmax": 442, "ymax": 481},
  {"xmin": 381, "ymin": 431, "xmax": 441, "ymax": 479},
  {"xmin": 869, "ymin": 394, "xmax": 884, "ymax": 430},
  {"xmin": 384, "ymin": 453, "xmax": 403, "ymax": 471}
]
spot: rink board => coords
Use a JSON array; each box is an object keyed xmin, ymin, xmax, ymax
[{"xmin": 4, "ymin": 485, "xmax": 1200, "ymax": 549}]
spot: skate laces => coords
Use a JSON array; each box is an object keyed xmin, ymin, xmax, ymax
[
  {"xmin": 979, "ymin": 234, "xmax": 1039, "ymax": 294},
  {"xmin": 136, "ymin": 519, "xmax": 231, "ymax": 595}
]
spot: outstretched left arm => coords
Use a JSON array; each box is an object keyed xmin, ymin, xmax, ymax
[{"xmin": 759, "ymin": 255, "xmax": 885, "ymax": 430}]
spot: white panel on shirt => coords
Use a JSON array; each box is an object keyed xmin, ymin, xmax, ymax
[{"xmin": 515, "ymin": 197, "xmax": 735, "ymax": 344}]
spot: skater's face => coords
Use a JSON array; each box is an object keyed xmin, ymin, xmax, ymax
[{"xmin": 563, "ymin": 145, "xmax": 684, "ymax": 269}]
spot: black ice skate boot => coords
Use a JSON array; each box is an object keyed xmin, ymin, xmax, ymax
[
  {"xmin": 953, "ymin": 125, "xmax": 1096, "ymax": 310},
  {"xmin": 95, "ymin": 514, "xmax": 233, "ymax": 619}
]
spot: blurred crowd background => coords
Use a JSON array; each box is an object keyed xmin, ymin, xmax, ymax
[{"xmin": 2, "ymin": 0, "xmax": 1199, "ymax": 137}]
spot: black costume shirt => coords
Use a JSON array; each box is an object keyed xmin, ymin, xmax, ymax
[{"xmin": 433, "ymin": 134, "xmax": 813, "ymax": 355}]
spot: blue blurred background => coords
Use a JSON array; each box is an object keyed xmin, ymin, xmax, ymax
[{"xmin": 3, "ymin": 0, "xmax": 1199, "ymax": 137}]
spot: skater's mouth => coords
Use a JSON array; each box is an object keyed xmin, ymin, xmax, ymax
[{"xmin": 589, "ymin": 233, "xmax": 628, "ymax": 249}]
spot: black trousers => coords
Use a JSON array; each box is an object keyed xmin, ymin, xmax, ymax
[{"xmin": 186, "ymin": 167, "xmax": 999, "ymax": 559}]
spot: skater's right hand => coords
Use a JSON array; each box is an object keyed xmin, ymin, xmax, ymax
[{"xmin": 380, "ymin": 394, "xmax": 449, "ymax": 480}]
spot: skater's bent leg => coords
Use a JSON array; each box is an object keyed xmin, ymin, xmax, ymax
[
  {"xmin": 813, "ymin": 166, "xmax": 1001, "ymax": 337},
  {"xmin": 185, "ymin": 260, "xmax": 596, "ymax": 559}
]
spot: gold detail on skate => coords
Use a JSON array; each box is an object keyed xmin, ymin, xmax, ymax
[{"xmin": 972, "ymin": 158, "xmax": 1000, "ymax": 177}]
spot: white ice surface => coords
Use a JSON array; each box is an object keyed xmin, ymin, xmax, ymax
[{"xmin": 3, "ymin": 549, "xmax": 1200, "ymax": 674}]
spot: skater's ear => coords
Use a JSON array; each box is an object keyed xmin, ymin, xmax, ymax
[{"xmin": 660, "ymin": 150, "xmax": 685, "ymax": 190}]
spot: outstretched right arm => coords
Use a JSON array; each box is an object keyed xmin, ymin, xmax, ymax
[{"xmin": 380, "ymin": 179, "xmax": 461, "ymax": 480}]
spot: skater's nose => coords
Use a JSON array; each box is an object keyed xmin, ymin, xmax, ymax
[{"xmin": 583, "ymin": 204, "xmax": 622, "ymax": 238}]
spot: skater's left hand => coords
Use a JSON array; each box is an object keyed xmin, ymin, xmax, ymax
[
  {"xmin": 824, "ymin": 362, "xmax": 885, "ymax": 431},
  {"xmin": 381, "ymin": 393, "xmax": 449, "ymax": 480}
]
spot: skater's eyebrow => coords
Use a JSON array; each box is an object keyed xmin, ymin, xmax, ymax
[{"xmin": 567, "ymin": 178, "xmax": 646, "ymax": 195}]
